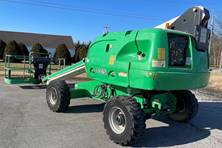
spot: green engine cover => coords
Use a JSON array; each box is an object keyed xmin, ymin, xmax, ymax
[{"xmin": 85, "ymin": 28, "xmax": 209, "ymax": 91}]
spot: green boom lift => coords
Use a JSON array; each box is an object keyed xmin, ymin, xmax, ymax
[{"xmin": 43, "ymin": 6, "xmax": 210, "ymax": 145}]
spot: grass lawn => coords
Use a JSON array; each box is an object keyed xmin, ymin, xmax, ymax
[
  {"xmin": 0, "ymin": 61, "xmax": 64, "ymax": 77},
  {"xmin": 207, "ymin": 72, "xmax": 222, "ymax": 92},
  {"xmin": 0, "ymin": 61, "xmax": 88, "ymax": 81}
]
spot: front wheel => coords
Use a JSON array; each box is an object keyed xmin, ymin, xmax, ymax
[
  {"xmin": 103, "ymin": 96, "xmax": 146, "ymax": 146},
  {"xmin": 46, "ymin": 80, "xmax": 70, "ymax": 112},
  {"xmin": 168, "ymin": 90, "xmax": 198, "ymax": 122}
]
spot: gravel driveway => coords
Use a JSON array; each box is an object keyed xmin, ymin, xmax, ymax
[{"xmin": 0, "ymin": 79, "xmax": 221, "ymax": 148}]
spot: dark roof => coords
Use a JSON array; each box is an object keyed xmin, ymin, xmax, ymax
[{"xmin": 0, "ymin": 30, "xmax": 74, "ymax": 49}]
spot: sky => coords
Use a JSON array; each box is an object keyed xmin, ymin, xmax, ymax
[{"xmin": 0, "ymin": 0, "xmax": 221, "ymax": 42}]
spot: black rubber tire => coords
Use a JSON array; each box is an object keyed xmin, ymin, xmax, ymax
[
  {"xmin": 46, "ymin": 80, "xmax": 70, "ymax": 112},
  {"xmin": 103, "ymin": 96, "xmax": 146, "ymax": 146},
  {"xmin": 168, "ymin": 90, "xmax": 198, "ymax": 122}
]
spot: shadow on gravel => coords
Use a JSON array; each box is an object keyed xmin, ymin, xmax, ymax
[
  {"xmin": 65, "ymin": 101, "xmax": 222, "ymax": 147},
  {"xmin": 134, "ymin": 101, "xmax": 222, "ymax": 147},
  {"xmin": 66, "ymin": 103, "xmax": 105, "ymax": 113},
  {"xmin": 19, "ymin": 85, "xmax": 46, "ymax": 89}
]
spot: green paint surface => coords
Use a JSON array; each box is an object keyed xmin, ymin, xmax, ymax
[{"xmin": 85, "ymin": 28, "xmax": 209, "ymax": 90}]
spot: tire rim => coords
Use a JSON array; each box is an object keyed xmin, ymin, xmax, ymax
[
  {"xmin": 49, "ymin": 87, "xmax": 57, "ymax": 105},
  {"xmin": 108, "ymin": 106, "xmax": 126, "ymax": 134}
]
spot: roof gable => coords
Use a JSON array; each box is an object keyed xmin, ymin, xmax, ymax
[{"xmin": 0, "ymin": 30, "xmax": 74, "ymax": 49}]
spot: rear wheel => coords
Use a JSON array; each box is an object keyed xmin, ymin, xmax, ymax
[
  {"xmin": 46, "ymin": 80, "xmax": 70, "ymax": 112},
  {"xmin": 168, "ymin": 90, "xmax": 198, "ymax": 122},
  {"xmin": 103, "ymin": 96, "xmax": 146, "ymax": 146}
]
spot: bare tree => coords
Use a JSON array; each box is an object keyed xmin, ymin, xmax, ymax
[{"xmin": 210, "ymin": 16, "xmax": 222, "ymax": 68}]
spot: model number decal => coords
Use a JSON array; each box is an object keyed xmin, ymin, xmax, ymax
[{"xmin": 96, "ymin": 68, "xmax": 106, "ymax": 75}]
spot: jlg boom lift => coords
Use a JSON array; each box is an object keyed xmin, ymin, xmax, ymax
[{"xmin": 42, "ymin": 6, "xmax": 210, "ymax": 145}]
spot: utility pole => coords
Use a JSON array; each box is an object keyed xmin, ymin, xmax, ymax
[{"xmin": 104, "ymin": 25, "xmax": 110, "ymax": 34}]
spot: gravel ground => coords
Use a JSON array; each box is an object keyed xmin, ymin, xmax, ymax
[{"xmin": 0, "ymin": 79, "xmax": 222, "ymax": 148}]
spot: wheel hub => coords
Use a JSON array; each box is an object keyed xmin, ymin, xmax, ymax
[
  {"xmin": 49, "ymin": 87, "xmax": 57, "ymax": 105},
  {"xmin": 109, "ymin": 107, "xmax": 126, "ymax": 134},
  {"xmin": 115, "ymin": 114, "xmax": 125, "ymax": 125}
]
